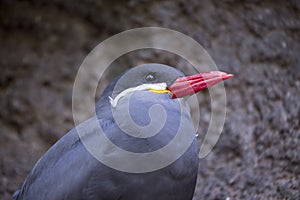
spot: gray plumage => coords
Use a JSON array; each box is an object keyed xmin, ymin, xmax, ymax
[{"xmin": 14, "ymin": 64, "xmax": 199, "ymax": 200}]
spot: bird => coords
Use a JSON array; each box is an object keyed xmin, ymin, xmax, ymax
[{"xmin": 13, "ymin": 63, "xmax": 233, "ymax": 200}]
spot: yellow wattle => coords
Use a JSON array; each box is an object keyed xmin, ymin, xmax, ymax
[{"xmin": 148, "ymin": 89, "xmax": 170, "ymax": 94}]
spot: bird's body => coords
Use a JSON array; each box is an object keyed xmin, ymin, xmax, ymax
[
  {"xmin": 15, "ymin": 119, "xmax": 198, "ymax": 200},
  {"xmin": 14, "ymin": 64, "xmax": 233, "ymax": 200}
]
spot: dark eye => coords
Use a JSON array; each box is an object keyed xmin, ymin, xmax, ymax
[{"xmin": 145, "ymin": 74, "xmax": 156, "ymax": 82}]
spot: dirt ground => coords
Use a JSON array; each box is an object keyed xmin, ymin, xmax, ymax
[{"xmin": 0, "ymin": 1, "xmax": 299, "ymax": 199}]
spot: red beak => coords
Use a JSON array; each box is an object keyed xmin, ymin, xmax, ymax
[{"xmin": 168, "ymin": 71, "xmax": 234, "ymax": 98}]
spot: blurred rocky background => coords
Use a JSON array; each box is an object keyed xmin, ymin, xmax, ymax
[{"xmin": 0, "ymin": 0, "xmax": 299, "ymax": 199}]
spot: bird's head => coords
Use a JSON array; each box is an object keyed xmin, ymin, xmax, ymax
[{"xmin": 108, "ymin": 63, "xmax": 233, "ymax": 107}]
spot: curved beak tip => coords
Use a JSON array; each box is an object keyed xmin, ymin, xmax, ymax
[{"xmin": 222, "ymin": 73, "xmax": 234, "ymax": 80}]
